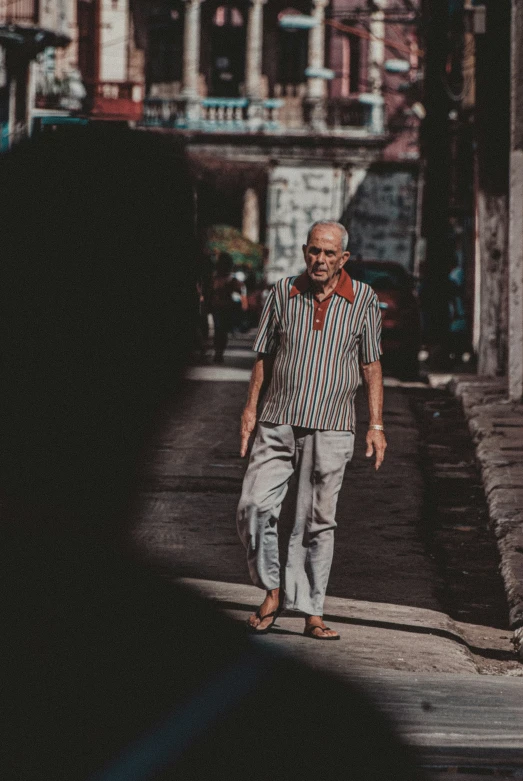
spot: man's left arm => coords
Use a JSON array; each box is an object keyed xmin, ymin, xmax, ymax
[
  {"xmin": 360, "ymin": 293, "xmax": 386, "ymax": 470},
  {"xmin": 361, "ymin": 360, "xmax": 387, "ymax": 470}
]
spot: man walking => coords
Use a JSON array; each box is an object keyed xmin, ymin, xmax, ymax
[{"xmin": 237, "ymin": 221, "xmax": 386, "ymax": 640}]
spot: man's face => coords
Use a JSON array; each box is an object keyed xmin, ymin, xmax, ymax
[{"xmin": 302, "ymin": 225, "xmax": 350, "ymax": 286}]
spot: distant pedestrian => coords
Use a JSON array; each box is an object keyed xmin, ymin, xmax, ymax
[
  {"xmin": 231, "ymin": 267, "xmax": 249, "ymax": 333},
  {"xmin": 447, "ymin": 262, "xmax": 468, "ymax": 364},
  {"xmin": 210, "ymin": 252, "xmax": 243, "ymax": 363},
  {"xmin": 237, "ymin": 221, "xmax": 386, "ymax": 640},
  {"xmin": 196, "ymin": 251, "xmax": 213, "ymax": 361}
]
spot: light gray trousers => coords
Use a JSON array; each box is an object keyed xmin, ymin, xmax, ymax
[{"xmin": 236, "ymin": 422, "xmax": 355, "ymax": 616}]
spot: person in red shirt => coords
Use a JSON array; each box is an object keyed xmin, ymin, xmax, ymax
[
  {"xmin": 238, "ymin": 221, "xmax": 387, "ymax": 640},
  {"xmin": 210, "ymin": 252, "xmax": 244, "ymax": 363}
]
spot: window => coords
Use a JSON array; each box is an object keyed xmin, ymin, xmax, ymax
[
  {"xmin": 147, "ymin": 2, "xmax": 184, "ymax": 84},
  {"xmin": 210, "ymin": 5, "xmax": 245, "ymax": 96},
  {"xmin": 277, "ymin": 8, "xmax": 308, "ymax": 86},
  {"xmin": 213, "ymin": 6, "xmax": 244, "ymax": 27},
  {"xmin": 348, "ymin": 33, "xmax": 361, "ymax": 94}
]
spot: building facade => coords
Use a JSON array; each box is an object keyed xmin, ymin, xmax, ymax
[
  {"xmin": 0, "ymin": 0, "xmax": 71, "ymax": 147},
  {"xmin": 75, "ymin": 0, "xmax": 145, "ymax": 120},
  {"xmin": 29, "ymin": 0, "xmax": 146, "ymax": 124},
  {"xmin": 140, "ymin": 0, "xmax": 422, "ymax": 281},
  {"xmin": 3, "ymin": 1, "xmax": 423, "ymax": 284},
  {"xmin": 418, "ymin": 0, "xmax": 523, "ymax": 393}
]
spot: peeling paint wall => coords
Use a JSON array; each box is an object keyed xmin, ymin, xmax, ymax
[
  {"xmin": 342, "ymin": 167, "xmax": 418, "ymax": 269},
  {"xmin": 265, "ymin": 163, "xmax": 418, "ymax": 281},
  {"xmin": 266, "ymin": 165, "xmax": 345, "ymax": 284}
]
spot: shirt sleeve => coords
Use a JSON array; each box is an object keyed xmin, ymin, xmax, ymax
[
  {"xmin": 360, "ymin": 293, "xmax": 382, "ymax": 364},
  {"xmin": 252, "ymin": 288, "xmax": 279, "ymax": 355}
]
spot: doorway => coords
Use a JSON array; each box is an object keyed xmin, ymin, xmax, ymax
[{"xmin": 210, "ymin": 5, "xmax": 246, "ymax": 97}]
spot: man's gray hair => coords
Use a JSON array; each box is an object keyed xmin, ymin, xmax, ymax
[{"xmin": 306, "ymin": 221, "xmax": 350, "ymax": 251}]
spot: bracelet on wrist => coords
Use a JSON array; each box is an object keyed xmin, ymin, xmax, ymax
[{"xmin": 368, "ymin": 424, "xmax": 384, "ymax": 431}]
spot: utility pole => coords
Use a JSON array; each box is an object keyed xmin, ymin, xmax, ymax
[
  {"xmin": 420, "ymin": 0, "xmax": 452, "ymax": 356},
  {"xmin": 475, "ymin": 1, "xmax": 510, "ymax": 377},
  {"xmin": 509, "ymin": 0, "xmax": 523, "ymax": 399}
]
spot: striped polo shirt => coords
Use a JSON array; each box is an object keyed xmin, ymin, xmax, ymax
[{"xmin": 253, "ymin": 268, "xmax": 382, "ymax": 431}]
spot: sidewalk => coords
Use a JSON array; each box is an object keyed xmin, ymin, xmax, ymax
[
  {"xmin": 180, "ymin": 578, "xmax": 523, "ymax": 777},
  {"xmin": 431, "ymin": 374, "xmax": 523, "ymax": 660}
]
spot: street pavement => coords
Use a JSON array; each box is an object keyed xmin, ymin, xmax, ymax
[
  {"xmin": 180, "ymin": 578, "xmax": 523, "ymax": 777},
  {"xmin": 133, "ymin": 334, "xmax": 523, "ymax": 779}
]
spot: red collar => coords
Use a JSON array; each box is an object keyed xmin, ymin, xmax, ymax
[{"xmin": 289, "ymin": 267, "xmax": 355, "ymax": 304}]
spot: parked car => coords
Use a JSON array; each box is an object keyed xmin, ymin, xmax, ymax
[{"xmin": 344, "ymin": 259, "xmax": 421, "ymax": 378}]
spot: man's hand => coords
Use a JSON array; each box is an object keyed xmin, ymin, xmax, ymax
[
  {"xmin": 240, "ymin": 407, "xmax": 257, "ymax": 457},
  {"xmin": 240, "ymin": 355, "xmax": 273, "ymax": 457},
  {"xmin": 365, "ymin": 429, "xmax": 387, "ymax": 470}
]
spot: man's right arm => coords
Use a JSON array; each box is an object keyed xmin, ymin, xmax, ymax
[{"xmin": 240, "ymin": 354, "xmax": 274, "ymax": 457}]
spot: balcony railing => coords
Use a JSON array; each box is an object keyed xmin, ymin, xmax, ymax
[
  {"xmin": 326, "ymin": 98, "xmax": 370, "ymax": 131},
  {"xmin": 143, "ymin": 97, "xmax": 186, "ymax": 128},
  {"xmin": 85, "ymin": 82, "xmax": 144, "ymax": 121},
  {"xmin": 0, "ymin": 0, "xmax": 37, "ymax": 26},
  {"xmin": 143, "ymin": 96, "xmax": 281, "ymax": 132},
  {"xmin": 35, "ymin": 92, "xmax": 64, "ymax": 110},
  {"xmin": 95, "ymin": 82, "xmax": 142, "ymax": 102},
  {"xmin": 0, "ymin": 0, "xmax": 71, "ymax": 51},
  {"xmin": 141, "ymin": 95, "xmax": 374, "ymax": 135},
  {"xmin": 200, "ymin": 98, "xmax": 249, "ymax": 131}
]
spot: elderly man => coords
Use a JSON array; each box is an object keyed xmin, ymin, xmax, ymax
[{"xmin": 237, "ymin": 220, "xmax": 386, "ymax": 640}]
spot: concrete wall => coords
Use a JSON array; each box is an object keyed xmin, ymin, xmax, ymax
[
  {"xmin": 100, "ymin": 0, "xmax": 128, "ymax": 82},
  {"xmin": 264, "ymin": 163, "xmax": 418, "ymax": 281},
  {"xmin": 265, "ymin": 164, "xmax": 346, "ymax": 284}
]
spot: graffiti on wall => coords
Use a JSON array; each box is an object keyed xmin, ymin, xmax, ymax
[
  {"xmin": 342, "ymin": 168, "xmax": 417, "ymax": 269},
  {"xmin": 265, "ymin": 165, "xmax": 345, "ymax": 284},
  {"xmin": 265, "ymin": 165, "xmax": 418, "ymax": 281}
]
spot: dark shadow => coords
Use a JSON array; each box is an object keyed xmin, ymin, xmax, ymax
[
  {"xmin": 410, "ymin": 387, "xmax": 511, "ymax": 631},
  {"xmin": 0, "ymin": 126, "xmax": 426, "ymax": 780},
  {"xmin": 252, "ymin": 627, "xmax": 300, "ymax": 638}
]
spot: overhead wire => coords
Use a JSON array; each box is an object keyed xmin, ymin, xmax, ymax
[{"xmin": 325, "ymin": 18, "xmax": 424, "ymax": 59}]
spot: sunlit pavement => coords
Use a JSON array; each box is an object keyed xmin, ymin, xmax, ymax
[
  {"xmin": 179, "ymin": 578, "xmax": 523, "ymax": 777},
  {"xmin": 186, "ymin": 361, "xmax": 431, "ymax": 388},
  {"xmin": 187, "ymin": 332, "xmax": 431, "ymax": 387},
  {"xmin": 136, "ymin": 333, "xmax": 523, "ymax": 778}
]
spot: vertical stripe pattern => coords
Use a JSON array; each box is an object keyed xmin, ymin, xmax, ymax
[{"xmin": 253, "ymin": 276, "xmax": 382, "ymax": 431}]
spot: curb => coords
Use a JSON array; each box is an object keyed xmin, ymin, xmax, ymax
[
  {"xmin": 178, "ymin": 578, "xmax": 515, "ymax": 676},
  {"xmin": 438, "ymin": 374, "xmax": 523, "ymax": 659}
]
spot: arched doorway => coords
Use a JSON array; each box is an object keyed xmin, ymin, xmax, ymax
[{"xmin": 210, "ymin": 5, "xmax": 246, "ymax": 97}]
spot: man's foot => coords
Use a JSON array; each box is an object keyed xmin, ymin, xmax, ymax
[
  {"xmin": 303, "ymin": 617, "xmax": 340, "ymax": 641},
  {"xmin": 247, "ymin": 589, "xmax": 281, "ymax": 633}
]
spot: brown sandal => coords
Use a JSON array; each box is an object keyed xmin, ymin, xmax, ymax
[{"xmin": 303, "ymin": 624, "xmax": 340, "ymax": 641}]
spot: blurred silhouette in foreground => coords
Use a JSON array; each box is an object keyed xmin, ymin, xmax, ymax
[{"xmin": 0, "ymin": 127, "xmax": 424, "ymax": 780}]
